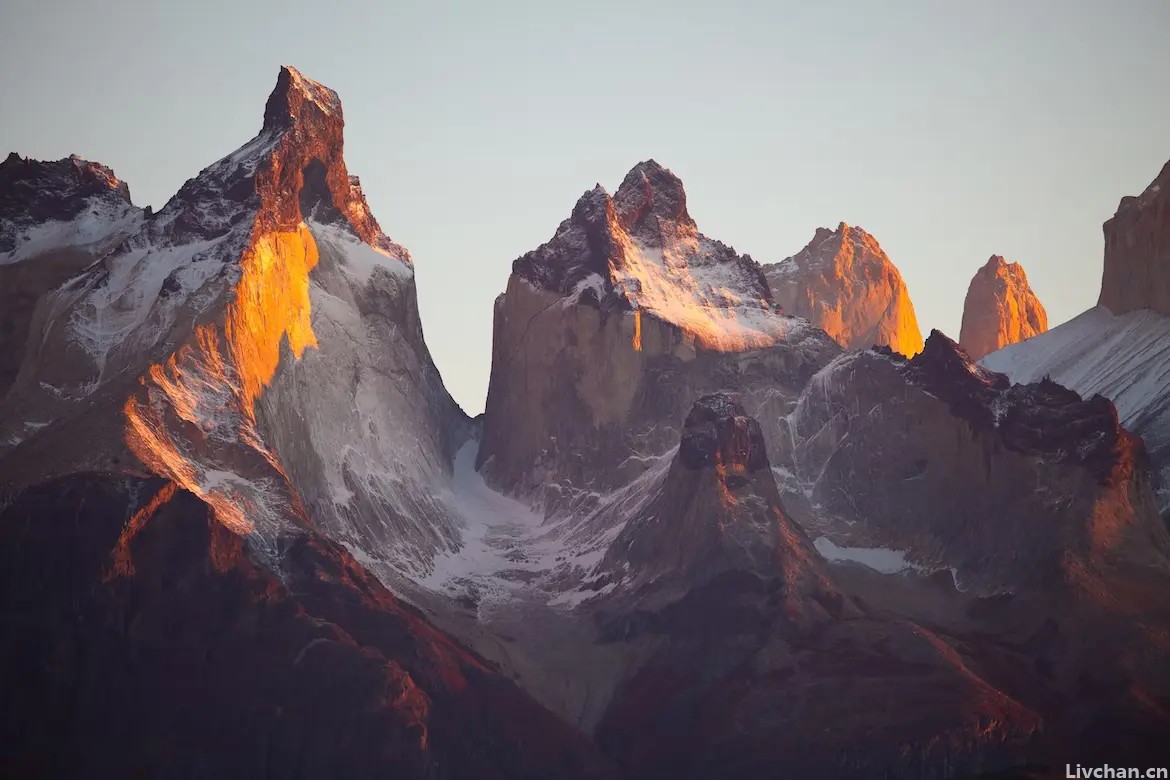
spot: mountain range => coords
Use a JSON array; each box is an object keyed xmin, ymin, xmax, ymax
[{"xmin": 3, "ymin": 67, "xmax": 1170, "ymax": 779}]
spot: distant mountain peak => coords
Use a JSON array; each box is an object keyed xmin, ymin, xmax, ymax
[
  {"xmin": 763, "ymin": 222, "xmax": 923, "ymax": 355},
  {"xmin": 959, "ymin": 254, "xmax": 1047, "ymax": 360}
]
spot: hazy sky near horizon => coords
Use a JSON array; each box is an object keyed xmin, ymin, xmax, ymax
[{"xmin": 3, "ymin": 1, "xmax": 1168, "ymax": 413}]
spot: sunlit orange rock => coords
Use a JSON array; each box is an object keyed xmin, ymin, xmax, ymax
[
  {"xmin": 959, "ymin": 255, "xmax": 1048, "ymax": 360},
  {"xmin": 763, "ymin": 223, "xmax": 924, "ymax": 356}
]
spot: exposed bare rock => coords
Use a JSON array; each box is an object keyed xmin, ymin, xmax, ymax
[
  {"xmin": 959, "ymin": 255, "xmax": 1048, "ymax": 360},
  {"xmin": 1099, "ymin": 158, "xmax": 1170, "ymax": 316},
  {"xmin": 983, "ymin": 306, "xmax": 1170, "ymax": 516},
  {"xmin": 478, "ymin": 161, "xmax": 840, "ymax": 513},
  {"xmin": 762, "ymin": 222, "xmax": 924, "ymax": 356},
  {"xmin": 788, "ymin": 330, "xmax": 1170, "ymax": 593}
]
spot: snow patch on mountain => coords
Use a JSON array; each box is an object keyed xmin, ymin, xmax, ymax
[
  {"xmin": 68, "ymin": 235, "xmax": 230, "ymax": 367},
  {"xmin": 1, "ymin": 199, "xmax": 141, "ymax": 266},
  {"xmin": 813, "ymin": 537, "xmax": 923, "ymax": 574},
  {"xmin": 412, "ymin": 440, "xmax": 637, "ymax": 614},
  {"xmin": 613, "ymin": 233, "xmax": 801, "ymax": 349},
  {"xmin": 309, "ymin": 219, "xmax": 411, "ymax": 284}
]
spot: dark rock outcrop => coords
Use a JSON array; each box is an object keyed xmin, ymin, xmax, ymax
[
  {"xmin": 602, "ymin": 393, "xmax": 829, "ymax": 603},
  {"xmin": 0, "ymin": 153, "xmax": 133, "ymax": 252},
  {"xmin": 0, "ymin": 475, "xmax": 609, "ymax": 779}
]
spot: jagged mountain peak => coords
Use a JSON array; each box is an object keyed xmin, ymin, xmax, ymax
[
  {"xmin": 603, "ymin": 392, "xmax": 830, "ymax": 603},
  {"xmin": 153, "ymin": 65, "xmax": 399, "ymax": 255},
  {"xmin": 0, "ymin": 65, "xmax": 450, "ymax": 559},
  {"xmin": 896, "ymin": 329, "xmax": 1138, "ymax": 486},
  {"xmin": 1, "ymin": 152, "xmax": 131, "ymax": 207},
  {"xmin": 612, "ymin": 158, "xmax": 694, "ymax": 234},
  {"xmin": 1, "ymin": 153, "xmax": 137, "ymax": 254},
  {"xmin": 815, "ymin": 221, "xmax": 883, "ymax": 258},
  {"xmin": 763, "ymin": 220, "xmax": 924, "ymax": 355},
  {"xmin": 508, "ymin": 159, "xmax": 797, "ymax": 353},
  {"xmin": 905, "ymin": 328, "xmax": 999, "ymax": 384},
  {"xmin": 959, "ymin": 254, "xmax": 1047, "ymax": 360},
  {"xmin": 262, "ymin": 65, "xmax": 343, "ymax": 132}
]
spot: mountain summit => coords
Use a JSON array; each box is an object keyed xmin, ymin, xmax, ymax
[
  {"xmin": 479, "ymin": 160, "xmax": 838, "ymax": 505},
  {"xmin": 763, "ymin": 222, "xmax": 924, "ymax": 356},
  {"xmin": 512, "ymin": 159, "xmax": 789, "ymax": 351},
  {"xmin": 958, "ymin": 255, "xmax": 1047, "ymax": 359}
]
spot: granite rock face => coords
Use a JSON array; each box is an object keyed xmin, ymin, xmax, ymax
[
  {"xmin": 1099, "ymin": 158, "xmax": 1170, "ymax": 316},
  {"xmin": 959, "ymin": 255, "xmax": 1048, "ymax": 360},
  {"xmin": 763, "ymin": 223, "xmax": 924, "ymax": 356},
  {"xmin": 478, "ymin": 161, "xmax": 840, "ymax": 513},
  {"xmin": 788, "ymin": 331, "xmax": 1169, "ymax": 593}
]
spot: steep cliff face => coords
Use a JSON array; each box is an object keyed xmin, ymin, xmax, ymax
[
  {"xmin": 959, "ymin": 255, "xmax": 1048, "ymax": 360},
  {"xmin": 478, "ymin": 161, "xmax": 840, "ymax": 512},
  {"xmin": 762, "ymin": 223, "xmax": 924, "ymax": 356},
  {"xmin": 1099, "ymin": 158, "xmax": 1170, "ymax": 316},
  {"xmin": 0, "ymin": 67, "xmax": 469, "ymax": 577},
  {"xmin": 788, "ymin": 331, "xmax": 1170, "ymax": 593},
  {"xmin": 0, "ymin": 154, "xmax": 143, "ymax": 398}
]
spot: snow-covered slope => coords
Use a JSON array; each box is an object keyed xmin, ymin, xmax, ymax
[
  {"xmin": 0, "ymin": 154, "xmax": 144, "ymax": 399},
  {"xmin": 0, "ymin": 66, "xmax": 470, "ymax": 575},
  {"xmin": 983, "ymin": 306, "xmax": 1170, "ymax": 508}
]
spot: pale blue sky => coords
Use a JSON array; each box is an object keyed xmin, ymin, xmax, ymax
[{"xmin": 2, "ymin": 1, "xmax": 1168, "ymax": 413}]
